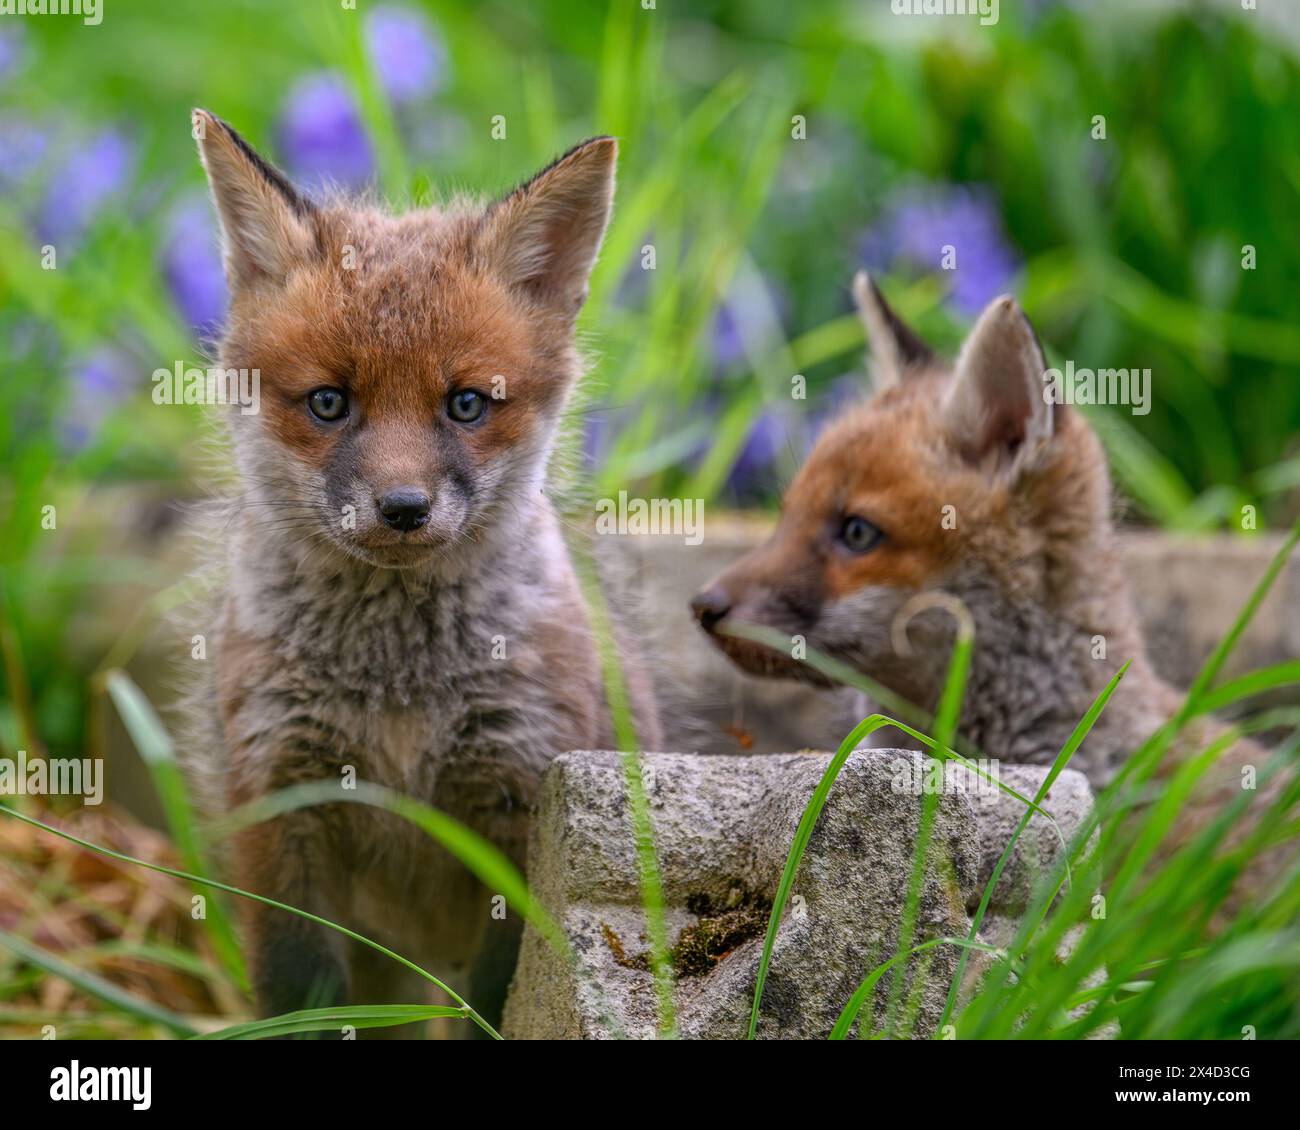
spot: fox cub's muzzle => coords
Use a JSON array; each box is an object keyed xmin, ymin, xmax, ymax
[
  {"xmin": 689, "ymin": 585, "xmax": 732, "ymax": 633},
  {"xmin": 376, "ymin": 487, "xmax": 432, "ymax": 532}
]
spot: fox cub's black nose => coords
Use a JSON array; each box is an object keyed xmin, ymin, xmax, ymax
[
  {"xmin": 377, "ymin": 488, "xmax": 431, "ymax": 532},
  {"xmin": 690, "ymin": 586, "xmax": 732, "ymax": 632}
]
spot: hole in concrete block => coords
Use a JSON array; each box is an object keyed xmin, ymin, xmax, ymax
[{"xmin": 599, "ymin": 889, "xmax": 775, "ymax": 979}]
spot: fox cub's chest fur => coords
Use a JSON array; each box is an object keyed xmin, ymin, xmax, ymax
[
  {"xmin": 218, "ymin": 509, "xmax": 605, "ymax": 823},
  {"xmin": 208, "ymin": 507, "xmax": 612, "ymax": 974}
]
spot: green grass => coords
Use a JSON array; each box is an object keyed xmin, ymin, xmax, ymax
[
  {"xmin": 6, "ymin": 0, "xmax": 1300, "ymax": 756},
  {"xmin": 950, "ymin": 529, "xmax": 1300, "ymax": 1039},
  {"xmin": 0, "ymin": 803, "xmax": 505, "ymax": 1038}
]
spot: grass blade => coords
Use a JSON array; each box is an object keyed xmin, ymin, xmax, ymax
[
  {"xmin": 570, "ymin": 541, "xmax": 675, "ymax": 1037},
  {"xmin": 936, "ymin": 660, "xmax": 1131, "ymax": 1034},
  {"xmin": 0, "ymin": 927, "xmax": 197, "ymax": 1038},
  {"xmin": 830, "ymin": 938, "xmax": 1003, "ymax": 1041},
  {"xmin": 194, "ymin": 1004, "xmax": 463, "ymax": 1041},
  {"xmin": 102, "ymin": 668, "xmax": 245, "ymax": 986}
]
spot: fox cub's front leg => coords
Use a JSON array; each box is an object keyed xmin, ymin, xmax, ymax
[
  {"xmin": 218, "ymin": 628, "xmax": 357, "ymax": 1018},
  {"xmin": 232, "ymin": 808, "xmax": 350, "ymax": 1018}
]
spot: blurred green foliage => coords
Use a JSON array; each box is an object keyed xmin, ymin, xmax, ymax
[{"xmin": 2, "ymin": 0, "xmax": 1300, "ymax": 756}]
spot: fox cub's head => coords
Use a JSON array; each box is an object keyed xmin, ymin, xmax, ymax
[
  {"xmin": 194, "ymin": 109, "xmax": 614, "ymax": 570},
  {"xmin": 693, "ymin": 273, "xmax": 1116, "ymax": 707}
]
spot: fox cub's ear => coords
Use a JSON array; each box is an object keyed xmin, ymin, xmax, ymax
[
  {"xmin": 942, "ymin": 296, "xmax": 1055, "ymax": 476},
  {"xmin": 192, "ymin": 109, "xmax": 317, "ymax": 292},
  {"xmin": 478, "ymin": 137, "xmax": 617, "ymax": 317},
  {"xmin": 852, "ymin": 271, "xmax": 934, "ymax": 389}
]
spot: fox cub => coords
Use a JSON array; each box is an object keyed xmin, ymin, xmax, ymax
[
  {"xmin": 187, "ymin": 110, "xmax": 659, "ymax": 1026},
  {"xmin": 693, "ymin": 274, "xmax": 1286, "ymax": 885}
]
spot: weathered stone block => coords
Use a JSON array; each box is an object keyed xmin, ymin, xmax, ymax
[
  {"xmin": 956, "ymin": 766, "xmax": 1100, "ymax": 983},
  {"xmin": 503, "ymin": 749, "xmax": 1095, "ymax": 1039}
]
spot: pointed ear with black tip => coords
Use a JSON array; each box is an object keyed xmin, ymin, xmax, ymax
[
  {"xmin": 852, "ymin": 271, "xmax": 935, "ymax": 389},
  {"xmin": 942, "ymin": 295, "xmax": 1055, "ymax": 476},
  {"xmin": 192, "ymin": 108, "xmax": 317, "ymax": 292},
  {"xmin": 478, "ymin": 136, "xmax": 617, "ymax": 317}
]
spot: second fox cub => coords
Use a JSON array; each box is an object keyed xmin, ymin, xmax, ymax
[
  {"xmin": 694, "ymin": 274, "xmax": 1286, "ymax": 884},
  {"xmin": 186, "ymin": 111, "xmax": 659, "ymax": 1028}
]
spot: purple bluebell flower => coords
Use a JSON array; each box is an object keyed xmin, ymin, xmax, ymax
[
  {"xmin": 861, "ymin": 184, "xmax": 1019, "ymax": 316},
  {"xmin": 724, "ymin": 407, "xmax": 809, "ymax": 503},
  {"xmin": 62, "ymin": 347, "xmax": 133, "ymax": 451},
  {"xmin": 710, "ymin": 275, "xmax": 790, "ymax": 376},
  {"xmin": 732, "ymin": 409, "xmax": 786, "ymax": 480},
  {"xmin": 0, "ymin": 116, "xmax": 49, "ymax": 194},
  {"xmin": 711, "ymin": 304, "xmax": 748, "ymax": 373},
  {"xmin": 276, "ymin": 73, "xmax": 374, "ymax": 190},
  {"xmin": 365, "ymin": 5, "xmax": 447, "ymax": 104},
  {"xmin": 0, "ymin": 25, "xmax": 25, "ymax": 81},
  {"xmin": 163, "ymin": 195, "xmax": 228, "ymax": 339},
  {"xmin": 37, "ymin": 128, "xmax": 133, "ymax": 244}
]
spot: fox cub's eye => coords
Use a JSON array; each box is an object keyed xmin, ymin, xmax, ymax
[
  {"xmin": 840, "ymin": 516, "xmax": 882, "ymax": 553},
  {"xmin": 447, "ymin": 389, "xmax": 486, "ymax": 424},
  {"xmin": 307, "ymin": 387, "xmax": 348, "ymax": 422}
]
